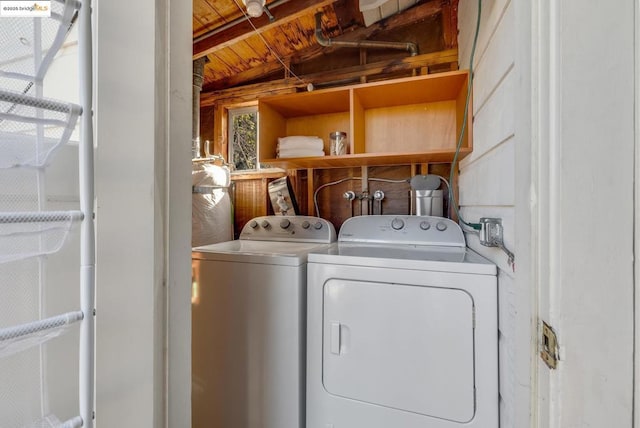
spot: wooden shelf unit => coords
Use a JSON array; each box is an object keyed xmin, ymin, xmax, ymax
[{"xmin": 258, "ymin": 70, "xmax": 472, "ymax": 169}]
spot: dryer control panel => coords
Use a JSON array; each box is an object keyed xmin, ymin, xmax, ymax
[
  {"xmin": 240, "ymin": 215, "xmax": 337, "ymax": 243},
  {"xmin": 338, "ymin": 215, "xmax": 465, "ymax": 247}
]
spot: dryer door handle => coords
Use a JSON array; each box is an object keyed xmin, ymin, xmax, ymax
[{"xmin": 330, "ymin": 322, "xmax": 341, "ymax": 355}]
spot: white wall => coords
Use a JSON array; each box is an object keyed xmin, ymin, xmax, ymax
[
  {"xmin": 457, "ymin": 2, "xmax": 527, "ymax": 427},
  {"xmin": 95, "ymin": 0, "xmax": 192, "ymax": 426},
  {"xmin": 460, "ymin": 1, "xmax": 636, "ymax": 427},
  {"xmin": 533, "ymin": 1, "xmax": 635, "ymax": 427}
]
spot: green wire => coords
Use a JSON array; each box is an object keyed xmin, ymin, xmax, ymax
[{"xmin": 449, "ymin": 0, "xmax": 482, "ymax": 231}]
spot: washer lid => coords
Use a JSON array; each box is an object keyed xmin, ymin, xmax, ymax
[
  {"xmin": 308, "ymin": 243, "xmax": 497, "ymax": 275},
  {"xmin": 192, "ymin": 240, "xmax": 330, "ymax": 265}
]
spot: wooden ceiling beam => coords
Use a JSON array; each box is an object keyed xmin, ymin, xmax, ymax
[
  {"xmin": 302, "ymin": 48, "xmax": 457, "ymax": 84},
  {"xmin": 203, "ymin": 58, "xmax": 288, "ymax": 92},
  {"xmin": 201, "ymin": 80, "xmax": 300, "ymax": 106},
  {"xmin": 201, "ymin": 48, "xmax": 458, "ymax": 106},
  {"xmin": 193, "ymin": 0, "xmax": 339, "ymax": 60},
  {"xmin": 203, "ymin": 0, "xmax": 450, "ymax": 90}
]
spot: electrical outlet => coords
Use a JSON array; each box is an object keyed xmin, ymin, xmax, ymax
[{"xmin": 479, "ymin": 218, "xmax": 503, "ymax": 247}]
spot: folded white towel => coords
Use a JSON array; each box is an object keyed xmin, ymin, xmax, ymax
[
  {"xmin": 277, "ymin": 149, "xmax": 325, "ymax": 158},
  {"xmin": 277, "ymin": 136, "xmax": 324, "ymax": 151}
]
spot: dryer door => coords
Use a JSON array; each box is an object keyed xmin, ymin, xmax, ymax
[{"xmin": 322, "ymin": 279, "xmax": 475, "ymax": 423}]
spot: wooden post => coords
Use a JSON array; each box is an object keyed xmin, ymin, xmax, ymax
[
  {"xmin": 307, "ymin": 168, "xmax": 315, "ymax": 215},
  {"xmin": 441, "ymin": 0, "xmax": 457, "ymax": 50},
  {"xmin": 360, "ymin": 48, "xmax": 367, "ymax": 84},
  {"xmin": 213, "ymin": 103, "xmax": 225, "ymax": 156},
  {"xmin": 284, "ymin": 59, "xmax": 291, "ymax": 79}
]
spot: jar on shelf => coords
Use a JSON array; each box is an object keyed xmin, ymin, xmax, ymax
[{"xmin": 329, "ymin": 131, "xmax": 347, "ymax": 156}]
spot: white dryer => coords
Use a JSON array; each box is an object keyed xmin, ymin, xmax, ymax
[
  {"xmin": 192, "ymin": 215, "xmax": 336, "ymax": 428},
  {"xmin": 306, "ymin": 215, "xmax": 498, "ymax": 428}
]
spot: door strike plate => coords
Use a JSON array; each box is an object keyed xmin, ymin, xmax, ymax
[{"xmin": 540, "ymin": 321, "xmax": 558, "ymax": 369}]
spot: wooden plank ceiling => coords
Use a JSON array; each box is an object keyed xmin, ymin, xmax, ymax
[{"xmin": 193, "ymin": 0, "xmax": 458, "ymax": 92}]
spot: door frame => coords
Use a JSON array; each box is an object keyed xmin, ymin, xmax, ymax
[
  {"xmin": 527, "ymin": 0, "xmax": 557, "ymax": 425},
  {"xmin": 634, "ymin": 0, "xmax": 640, "ymax": 426}
]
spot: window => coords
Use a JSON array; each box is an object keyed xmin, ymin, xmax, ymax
[{"xmin": 228, "ymin": 106, "xmax": 258, "ymax": 171}]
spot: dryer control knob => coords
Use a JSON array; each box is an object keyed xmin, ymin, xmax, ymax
[
  {"xmin": 280, "ymin": 219, "xmax": 291, "ymax": 229},
  {"xmin": 261, "ymin": 220, "xmax": 271, "ymax": 229},
  {"xmin": 420, "ymin": 221, "xmax": 431, "ymax": 230},
  {"xmin": 391, "ymin": 218, "xmax": 405, "ymax": 230},
  {"xmin": 249, "ymin": 220, "xmax": 258, "ymax": 229},
  {"xmin": 313, "ymin": 221, "xmax": 323, "ymax": 230},
  {"xmin": 301, "ymin": 220, "xmax": 311, "ymax": 229},
  {"xmin": 436, "ymin": 221, "xmax": 447, "ymax": 231}
]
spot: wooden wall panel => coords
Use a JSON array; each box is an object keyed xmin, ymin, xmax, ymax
[
  {"xmin": 458, "ymin": 2, "xmax": 517, "ymax": 427},
  {"xmin": 199, "ymin": 105, "xmax": 215, "ymax": 156},
  {"xmin": 301, "ymin": 164, "xmax": 456, "ymax": 231},
  {"xmin": 231, "ymin": 178, "xmax": 270, "ymax": 238},
  {"xmin": 366, "ymin": 166, "xmax": 412, "ymax": 216},
  {"xmin": 364, "ymin": 101, "xmax": 457, "ymax": 153},
  {"xmin": 313, "ymin": 168, "xmax": 360, "ymax": 230},
  {"xmin": 229, "ymin": 163, "xmax": 455, "ymax": 236}
]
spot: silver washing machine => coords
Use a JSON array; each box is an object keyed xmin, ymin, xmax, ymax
[{"xmin": 191, "ymin": 215, "xmax": 336, "ymax": 428}]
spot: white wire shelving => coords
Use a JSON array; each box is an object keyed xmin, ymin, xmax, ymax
[
  {"xmin": 0, "ymin": 0, "xmax": 80, "ymax": 94},
  {"xmin": 0, "ymin": 0, "xmax": 94, "ymax": 426}
]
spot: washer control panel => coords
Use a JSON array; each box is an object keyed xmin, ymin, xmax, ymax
[
  {"xmin": 240, "ymin": 215, "xmax": 337, "ymax": 243},
  {"xmin": 338, "ymin": 215, "xmax": 465, "ymax": 247}
]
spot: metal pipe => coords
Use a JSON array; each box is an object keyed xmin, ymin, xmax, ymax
[
  {"xmin": 263, "ymin": 4, "xmax": 276, "ymax": 22},
  {"xmin": 373, "ymin": 190, "xmax": 385, "ymax": 215},
  {"xmin": 193, "ymin": 57, "xmax": 208, "ymax": 144},
  {"xmin": 314, "ymin": 12, "xmax": 418, "ymax": 56},
  {"xmin": 344, "ymin": 190, "xmax": 356, "ymax": 217}
]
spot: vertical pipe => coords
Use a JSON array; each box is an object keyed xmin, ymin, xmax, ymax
[
  {"xmin": 360, "ymin": 166, "xmax": 368, "ymax": 215},
  {"xmin": 192, "ymin": 57, "xmax": 208, "ymax": 156},
  {"xmin": 78, "ymin": 0, "xmax": 95, "ymax": 426}
]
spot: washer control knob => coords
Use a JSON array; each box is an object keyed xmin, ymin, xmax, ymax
[
  {"xmin": 249, "ymin": 220, "xmax": 258, "ymax": 229},
  {"xmin": 420, "ymin": 221, "xmax": 431, "ymax": 230},
  {"xmin": 313, "ymin": 221, "xmax": 323, "ymax": 230},
  {"xmin": 280, "ymin": 219, "xmax": 291, "ymax": 229},
  {"xmin": 261, "ymin": 220, "xmax": 271, "ymax": 229},
  {"xmin": 301, "ymin": 220, "xmax": 311, "ymax": 229},
  {"xmin": 391, "ymin": 218, "xmax": 405, "ymax": 230},
  {"xmin": 436, "ymin": 221, "xmax": 447, "ymax": 231}
]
